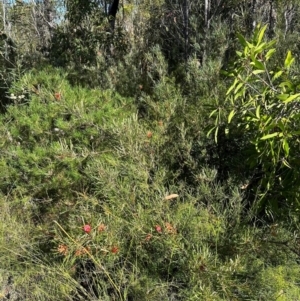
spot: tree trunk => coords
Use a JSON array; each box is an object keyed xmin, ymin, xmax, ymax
[
  {"xmin": 182, "ymin": 0, "xmax": 189, "ymax": 65},
  {"xmin": 108, "ymin": 0, "xmax": 120, "ymax": 31}
]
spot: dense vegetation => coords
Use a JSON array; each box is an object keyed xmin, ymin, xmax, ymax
[{"xmin": 1, "ymin": 1, "xmax": 300, "ymax": 300}]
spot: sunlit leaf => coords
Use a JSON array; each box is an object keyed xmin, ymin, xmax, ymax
[
  {"xmin": 273, "ymin": 70, "xmax": 283, "ymax": 80},
  {"xmin": 214, "ymin": 126, "xmax": 219, "ymax": 143},
  {"xmin": 252, "ymin": 70, "xmax": 265, "ymax": 75},
  {"xmin": 256, "ymin": 105, "xmax": 260, "ymax": 119},
  {"xmin": 279, "ymin": 81, "xmax": 292, "ymax": 89},
  {"xmin": 265, "ymin": 49, "xmax": 276, "ymax": 60},
  {"xmin": 228, "ymin": 110, "xmax": 235, "ymax": 123},
  {"xmin": 261, "ymin": 132, "xmax": 279, "ymax": 140},
  {"xmin": 209, "ymin": 109, "xmax": 218, "ymax": 118},
  {"xmin": 283, "ymin": 93, "xmax": 300, "ymax": 103},
  {"xmin": 257, "ymin": 25, "xmax": 267, "ymax": 45},
  {"xmin": 282, "ymin": 158, "xmax": 291, "ymax": 168},
  {"xmin": 234, "ymin": 82, "xmax": 244, "ymax": 94},
  {"xmin": 284, "ymin": 50, "xmax": 295, "ymax": 69},
  {"xmin": 282, "ymin": 139, "xmax": 290, "ymax": 157},
  {"xmin": 226, "ymin": 78, "xmax": 239, "ymax": 95},
  {"xmin": 207, "ymin": 126, "xmax": 216, "ymax": 137},
  {"xmin": 250, "ymin": 58, "xmax": 264, "ymax": 70},
  {"xmin": 254, "ymin": 42, "xmax": 268, "ymax": 54}
]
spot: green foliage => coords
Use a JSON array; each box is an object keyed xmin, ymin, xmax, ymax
[
  {"xmin": 209, "ymin": 24, "xmax": 300, "ymax": 214},
  {"xmin": 0, "ymin": 35, "xmax": 16, "ymax": 111},
  {"xmin": 50, "ymin": 7, "xmax": 107, "ymax": 67},
  {"xmin": 0, "ymin": 67, "xmax": 134, "ymax": 221},
  {"xmin": 49, "ymin": 0, "xmax": 130, "ymax": 87},
  {"xmin": 0, "ymin": 66, "xmax": 299, "ymax": 301},
  {"xmin": 3, "ymin": 2, "xmax": 300, "ymax": 300},
  {"xmin": 257, "ymin": 265, "xmax": 300, "ymax": 300}
]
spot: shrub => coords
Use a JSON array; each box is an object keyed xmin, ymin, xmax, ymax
[
  {"xmin": 209, "ymin": 24, "xmax": 300, "ymax": 216},
  {"xmin": 1, "ymin": 66, "xmax": 300, "ymax": 301}
]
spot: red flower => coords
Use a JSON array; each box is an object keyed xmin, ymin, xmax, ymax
[
  {"xmin": 147, "ymin": 131, "xmax": 153, "ymax": 138},
  {"xmin": 75, "ymin": 246, "xmax": 91, "ymax": 257},
  {"xmin": 165, "ymin": 222, "xmax": 177, "ymax": 234},
  {"xmin": 98, "ymin": 223, "xmax": 106, "ymax": 232},
  {"xmin": 54, "ymin": 92, "xmax": 61, "ymax": 100},
  {"xmin": 155, "ymin": 225, "xmax": 162, "ymax": 233},
  {"xmin": 111, "ymin": 246, "xmax": 119, "ymax": 254},
  {"xmin": 83, "ymin": 224, "xmax": 92, "ymax": 234},
  {"xmin": 57, "ymin": 244, "xmax": 68, "ymax": 256},
  {"xmin": 145, "ymin": 233, "xmax": 152, "ymax": 241}
]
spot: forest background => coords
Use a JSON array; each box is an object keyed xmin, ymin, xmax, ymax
[{"xmin": 1, "ymin": 0, "xmax": 300, "ymax": 300}]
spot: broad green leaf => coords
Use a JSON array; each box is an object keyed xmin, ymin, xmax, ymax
[
  {"xmin": 215, "ymin": 115, "xmax": 219, "ymax": 125},
  {"xmin": 220, "ymin": 70, "xmax": 228, "ymax": 76},
  {"xmin": 253, "ymin": 24, "xmax": 261, "ymax": 43},
  {"xmin": 262, "ymin": 115, "xmax": 272, "ymax": 122},
  {"xmin": 264, "ymin": 122, "xmax": 276, "ymax": 132},
  {"xmin": 265, "ymin": 49, "xmax": 276, "ymax": 60},
  {"xmin": 246, "ymin": 41, "xmax": 254, "ymax": 49},
  {"xmin": 220, "ymin": 70, "xmax": 234, "ymax": 76},
  {"xmin": 234, "ymin": 82, "xmax": 244, "ymax": 94},
  {"xmin": 214, "ymin": 126, "xmax": 219, "ymax": 143},
  {"xmin": 284, "ymin": 50, "xmax": 295, "ymax": 69},
  {"xmin": 273, "ymin": 70, "xmax": 283, "ymax": 80},
  {"xmin": 250, "ymin": 52, "xmax": 265, "ymax": 70},
  {"xmin": 234, "ymin": 89, "xmax": 245, "ymax": 100},
  {"xmin": 226, "ymin": 95, "xmax": 235, "ymax": 105},
  {"xmin": 261, "ymin": 132, "xmax": 279, "ymax": 140},
  {"xmin": 266, "ymin": 40, "xmax": 277, "ymax": 48},
  {"xmin": 292, "ymin": 130, "xmax": 300, "ymax": 135},
  {"xmin": 256, "ymin": 105, "xmax": 261, "ymax": 119},
  {"xmin": 257, "ymin": 25, "xmax": 267, "ymax": 45},
  {"xmin": 209, "ymin": 109, "xmax": 218, "ymax": 118},
  {"xmin": 282, "ymin": 158, "xmax": 291, "ymax": 168},
  {"xmin": 237, "ymin": 33, "xmax": 247, "ymax": 47},
  {"xmin": 252, "ymin": 70, "xmax": 265, "ymax": 75},
  {"xmin": 276, "ymin": 94, "xmax": 289, "ymax": 101},
  {"xmin": 276, "ymin": 120, "xmax": 286, "ymax": 132},
  {"xmin": 251, "ymin": 59, "xmax": 265, "ymax": 70},
  {"xmin": 283, "ymin": 93, "xmax": 300, "ymax": 103},
  {"xmin": 245, "ymin": 117, "xmax": 258, "ymax": 122},
  {"xmin": 282, "ymin": 139, "xmax": 290, "ymax": 157},
  {"xmin": 226, "ymin": 78, "xmax": 239, "ymax": 95},
  {"xmin": 228, "ymin": 110, "xmax": 235, "ymax": 123},
  {"xmin": 279, "ymin": 81, "xmax": 292, "ymax": 89},
  {"xmin": 207, "ymin": 126, "xmax": 216, "ymax": 137},
  {"xmin": 254, "ymin": 42, "xmax": 268, "ymax": 54}
]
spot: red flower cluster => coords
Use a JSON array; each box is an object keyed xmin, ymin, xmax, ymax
[
  {"xmin": 98, "ymin": 223, "xmax": 106, "ymax": 232},
  {"xmin": 83, "ymin": 224, "xmax": 92, "ymax": 234},
  {"xmin": 54, "ymin": 92, "xmax": 61, "ymax": 100},
  {"xmin": 111, "ymin": 246, "xmax": 119, "ymax": 254},
  {"xmin": 155, "ymin": 225, "xmax": 162, "ymax": 233},
  {"xmin": 147, "ymin": 131, "xmax": 153, "ymax": 138}
]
